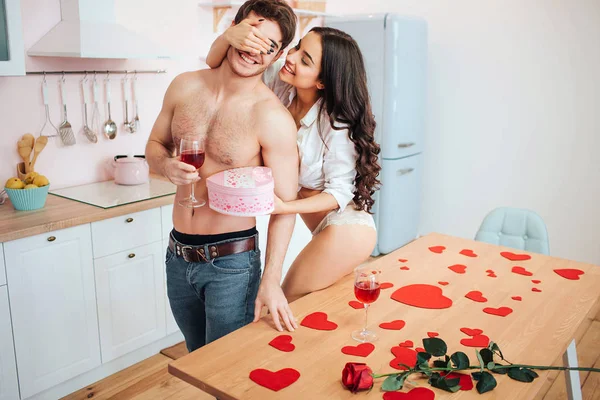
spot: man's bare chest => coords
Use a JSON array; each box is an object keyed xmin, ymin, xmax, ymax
[{"xmin": 171, "ymin": 100, "xmax": 258, "ymax": 166}]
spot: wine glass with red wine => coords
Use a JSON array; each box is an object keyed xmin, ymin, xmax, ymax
[
  {"xmin": 179, "ymin": 136, "xmax": 206, "ymax": 208},
  {"xmin": 352, "ymin": 265, "xmax": 381, "ymax": 343}
]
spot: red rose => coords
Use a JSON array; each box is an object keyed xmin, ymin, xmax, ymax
[{"xmin": 342, "ymin": 362, "xmax": 374, "ymax": 393}]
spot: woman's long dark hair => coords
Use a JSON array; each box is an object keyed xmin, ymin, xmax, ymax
[{"xmin": 311, "ymin": 27, "xmax": 381, "ymax": 213}]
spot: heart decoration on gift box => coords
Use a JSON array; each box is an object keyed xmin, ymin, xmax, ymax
[
  {"xmin": 300, "ymin": 312, "xmax": 338, "ymax": 330},
  {"xmin": 249, "ymin": 368, "xmax": 300, "ymax": 391},
  {"xmin": 341, "ymin": 343, "xmax": 375, "ymax": 357},
  {"xmin": 269, "ymin": 335, "xmax": 295, "ymax": 352}
]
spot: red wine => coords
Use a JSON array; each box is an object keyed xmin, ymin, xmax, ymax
[
  {"xmin": 181, "ymin": 151, "xmax": 205, "ymax": 169},
  {"xmin": 354, "ymin": 281, "xmax": 381, "ymax": 304}
]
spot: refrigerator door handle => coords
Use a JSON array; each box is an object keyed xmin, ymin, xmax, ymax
[
  {"xmin": 396, "ymin": 168, "xmax": 415, "ymax": 176},
  {"xmin": 397, "ymin": 142, "xmax": 416, "ymax": 148}
]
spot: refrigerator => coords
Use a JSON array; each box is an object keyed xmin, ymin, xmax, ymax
[{"xmin": 327, "ymin": 14, "xmax": 427, "ymax": 255}]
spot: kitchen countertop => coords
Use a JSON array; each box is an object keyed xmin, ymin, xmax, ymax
[{"xmin": 0, "ymin": 181, "xmax": 176, "ymax": 243}]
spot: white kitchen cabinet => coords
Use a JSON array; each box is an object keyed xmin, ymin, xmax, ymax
[
  {"xmin": 94, "ymin": 241, "xmax": 166, "ymax": 362},
  {"xmin": 0, "ymin": 286, "xmax": 19, "ymax": 400},
  {"xmin": 91, "ymin": 208, "xmax": 162, "ymax": 259},
  {"xmin": 4, "ymin": 224, "xmax": 100, "ymax": 399},
  {"xmin": 0, "ymin": 0, "xmax": 25, "ymax": 76},
  {"xmin": 0, "ymin": 244, "xmax": 5, "ymax": 286}
]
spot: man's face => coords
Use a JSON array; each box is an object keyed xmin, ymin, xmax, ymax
[{"xmin": 227, "ymin": 12, "xmax": 284, "ymax": 78}]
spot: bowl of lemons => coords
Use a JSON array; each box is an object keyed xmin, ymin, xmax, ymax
[{"xmin": 4, "ymin": 172, "xmax": 50, "ymax": 211}]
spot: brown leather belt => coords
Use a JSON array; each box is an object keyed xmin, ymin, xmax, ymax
[{"xmin": 168, "ymin": 234, "xmax": 257, "ymax": 263}]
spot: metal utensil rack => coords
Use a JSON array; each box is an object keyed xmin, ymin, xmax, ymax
[{"xmin": 26, "ymin": 69, "xmax": 167, "ymax": 76}]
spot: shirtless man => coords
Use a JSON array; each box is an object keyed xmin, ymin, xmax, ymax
[{"xmin": 145, "ymin": 0, "xmax": 299, "ymax": 352}]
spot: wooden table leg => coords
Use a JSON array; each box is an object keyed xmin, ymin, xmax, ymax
[{"xmin": 563, "ymin": 339, "xmax": 583, "ymax": 400}]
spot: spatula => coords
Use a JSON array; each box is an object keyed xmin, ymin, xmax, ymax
[{"xmin": 30, "ymin": 135, "xmax": 48, "ymax": 172}]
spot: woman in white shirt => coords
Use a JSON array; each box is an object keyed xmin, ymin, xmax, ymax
[{"xmin": 207, "ymin": 17, "xmax": 381, "ymax": 303}]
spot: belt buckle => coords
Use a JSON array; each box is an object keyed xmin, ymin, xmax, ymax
[{"xmin": 180, "ymin": 245, "xmax": 193, "ymax": 262}]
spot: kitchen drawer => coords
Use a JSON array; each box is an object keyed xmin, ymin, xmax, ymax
[
  {"xmin": 161, "ymin": 204, "xmax": 174, "ymax": 239},
  {"xmin": 91, "ymin": 208, "xmax": 161, "ymax": 258},
  {"xmin": 0, "ymin": 244, "xmax": 5, "ymax": 286}
]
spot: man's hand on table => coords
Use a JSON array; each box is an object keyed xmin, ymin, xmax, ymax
[{"xmin": 253, "ymin": 275, "xmax": 298, "ymax": 332}]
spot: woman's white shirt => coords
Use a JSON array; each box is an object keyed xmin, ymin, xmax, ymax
[{"xmin": 262, "ymin": 59, "xmax": 358, "ymax": 212}]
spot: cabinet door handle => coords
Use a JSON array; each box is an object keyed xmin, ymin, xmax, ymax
[
  {"xmin": 397, "ymin": 168, "xmax": 415, "ymax": 176},
  {"xmin": 47, "ymin": 236, "xmax": 56, "ymax": 242},
  {"xmin": 126, "ymin": 217, "xmax": 134, "ymax": 223},
  {"xmin": 128, "ymin": 253, "xmax": 136, "ymax": 259},
  {"xmin": 397, "ymin": 142, "xmax": 415, "ymax": 149}
]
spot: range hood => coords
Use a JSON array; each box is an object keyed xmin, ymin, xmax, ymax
[{"xmin": 28, "ymin": 0, "xmax": 170, "ymax": 59}]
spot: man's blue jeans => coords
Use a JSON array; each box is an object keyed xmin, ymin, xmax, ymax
[{"xmin": 166, "ymin": 233, "xmax": 261, "ymax": 352}]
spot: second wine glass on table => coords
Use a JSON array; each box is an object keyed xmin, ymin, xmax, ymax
[
  {"xmin": 179, "ymin": 136, "xmax": 206, "ymax": 208},
  {"xmin": 352, "ymin": 265, "xmax": 381, "ymax": 343}
]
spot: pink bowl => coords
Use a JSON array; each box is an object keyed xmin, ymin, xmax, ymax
[{"xmin": 206, "ymin": 166, "xmax": 274, "ymax": 216}]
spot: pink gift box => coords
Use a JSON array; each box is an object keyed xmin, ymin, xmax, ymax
[{"xmin": 206, "ymin": 166, "xmax": 274, "ymax": 216}]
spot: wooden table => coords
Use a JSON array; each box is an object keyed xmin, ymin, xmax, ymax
[{"xmin": 169, "ymin": 233, "xmax": 600, "ymax": 399}]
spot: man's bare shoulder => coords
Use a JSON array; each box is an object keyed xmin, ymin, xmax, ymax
[
  {"xmin": 253, "ymin": 85, "xmax": 294, "ymax": 128},
  {"xmin": 168, "ymin": 70, "xmax": 210, "ymax": 95}
]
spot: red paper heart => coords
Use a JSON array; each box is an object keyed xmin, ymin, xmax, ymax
[
  {"xmin": 379, "ymin": 320, "xmax": 406, "ymax": 330},
  {"xmin": 512, "ymin": 266, "xmax": 533, "ymax": 276},
  {"xmin": 438, "ymin": 281, "xmax": 449, "ymax": 286},
  {"xmin": 249, "ymin": 368, "xmax": 300, "ymax": 391},
  {"xmin": 427, "ymin": 331, "xmax": 439, "ymax": 338},
  {"xmin": 380, "ymin": 282, "xmax": 394, "ymax": 290},
  {"xmin": 532, "ymin": 287, "xmax": 542, "ymax": 292},
  {"xmin": 487, "ymin": 272, "xmax": 497, "ymax": 278},
  {"xmin": 460, "ymin": 334, "xmax": 490, "ymax": 347},
  {"xmin": 460, "ymin": 327, "xmax": 484, "ymax": 336},
  {"xmin": 532, "ymin": 279, "xmax": 541, "ymax": 284},
  {"xmin": 383, "ymin": 387, "xmax": 435, "ymax": 400},
  {"xmin": 429, "ymin": 246, "xmax": 446, "ymax": 254},
  {"xmin": 390, "ymin": 346, "xmax": 417, "ymax": 370},
  {"xmin": 460, "ymin": 249, "xmax": 478, "ymax": 257},
  {"xmin": 554, "ymin": 269, "xmax": 585, "ymax": 280},
  {"xmin": 465, "ymin": 290, "xmax": 488, "ymax": 303},
  {"xmin": 501, "ymin": 251, "xmax": 531, "ymax": 261},
  {"xmin": 511, "ymin": 296, "xmax": 522, "ymax": 301},
  {"xmin": 398, "ymin": 258, "xmax": 408, "ymax": 263},
  {"xmin": 348, "ymin": 301, "xmax": 364, "ymax": 309},
  {"xmin": 486, "ymin": 269, "xmax": 494, "ymax": 273},
  {"xmin": 448, "ymin": 264, "xmax": 467, "ymax": 274},
  {"xmin": 300, "ymin": 312, "xmax": 338, "ymax": 330},
  {"xmin": 400, "ymin": 266, "xmax": 410, "ymax": 271},
  {"xmin": 399, "ymin": 340, "xmax": 414, "ymax": 347},
  {"xmin": 483, "ymin": 306, "xmax": 513, "ymax": 317},
  {"xmin": 391, "ymin": 284, "xmax": 453, "ymax": 309},
  {"xmin": 342, "ymin": 343, "xmax": 374, "ymax": 357},
  {"xmin": 269, "ymin": 335, "xmax": 295, "ymax": 352},
  {"xmin": 415, "ymin": 347, "xmax": 426, "ymax": 353},
  {"xmin": 441, "ymin": 372, "xmax": 474, "ymax": 391}
]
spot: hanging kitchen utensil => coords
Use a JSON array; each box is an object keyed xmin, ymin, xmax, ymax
[
  {"xmin": 58, "ymin": 73, "xmax": 77, "ymax": 146},
  {"xmin": 39, "ymin": 74, "xmax": 61, "ymax": 141},
  {"xmin": 81, "ymin": 75, "xmax": 98, "ymax": 143},
  {"xmin": 91, "ymin": 73, "xmax": 103, "ymax": 138},
  {"xmin": 103, "ymin": 73, "xmax": 117, "ymax": 140},
  {"xmin": 123, "ymin": 72, "xmax": 135, "ymax": 133},
  {"xmin": 133, "ymin": 72, "xmax": 140, "ymax": 132}
]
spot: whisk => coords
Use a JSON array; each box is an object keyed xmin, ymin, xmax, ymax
[
  {"xmin": 39, "ymin": 75, "xmax": 60, "ymax": 140},
  {"xmin": 91, "ymin": 74, "xmax": 103, "ymax": 138},
  {"xmin": 56, "ymin": 74, "xmax": 76, "ymax": 146}
]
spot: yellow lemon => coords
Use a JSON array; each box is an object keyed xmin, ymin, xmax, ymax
[
  {"xmin": 5, "ymin": 178, "xmax": 25, "ymax": 189},
  {"xmin": 24, "ymin": 184, "xmax": 38, "ymax": 189},
  {"xmin": 33, "ymin": 175, "xmax": 49, "ymax": 187},
  {"xmin": 24, "ymin": 171, "xmax": 39, "ymax": 185}
]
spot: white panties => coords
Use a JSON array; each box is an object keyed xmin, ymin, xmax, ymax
[{"xmin": 312, "ymin": 204, "xmax": 377, "ymax": 236}]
